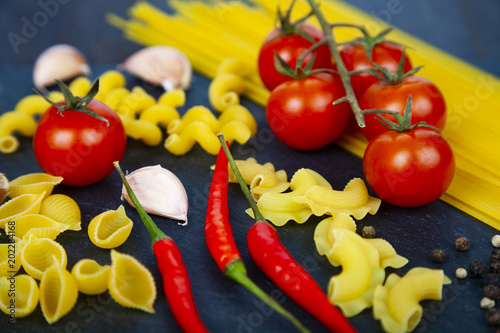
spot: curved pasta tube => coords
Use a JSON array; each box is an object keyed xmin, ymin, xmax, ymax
[
  {"xmin": 218, "ymin": 104, "xmax": 257, "ymax": 136},
  {"xmin": 104, "ymin": 87, "xmax": 130, "ymax": 114},
  {"xmin": 120, "ymin": 115, "xmax": 163, "ymax": 146},
  {"xmin": 68, "ymin": 76, "xmax": 92, "ymax": 97},
  {"xmin": 216, "ymin": 57, "xmax": 251, "ymax": 77},
  {"xmin": 94, "ymin": 69, "xmax": 127, "ymax": 101},
  {"xmin": 164, "ymin": 120, "xmax": 251, "ymax": 156},
  {"xmin": 139, "ymin": 104, "xmax": 180, "ymax": 128},
  {"xmin": 14, "ymin": 94, "xmax": 50, "ymax": 117},
  {"xmin": 373, "ymin": 268, "xmax": 451, "ymax": 333},
  {"xmin": 314, "ymin": 214, "xmax": 357, "ymax": 257},
  {"xmin": 294, "ymin": 178, "xmax": 381, "ymax": 220},
  {"xmin": 227, "ymin": 158, "xmax": 289, "ymax": 200},
  {"xmin": 117, "ymin": 86, "xmax": 156, "ymax": 117},
  {"xmin": 0, "ymin": 111, "xmax": 37, "ymax": 154},
  {"xmin": 47, "ymin": 91, "xmax": 64, "ymax": 103},
  {"xmin": 158, "ymin": 88, "xmax": 186, "ymax": 108},
  {"xmin": 326, "ymin": 229, "xmax": 386, "ymax": 317},
  {"xmin": 209, "ymin": 72, "xmax": 244, "ymax": 112},
  {"xmin": 167, "ymin": 105, "xmax": 219, "ymax": 135},
  {"xmin": 365, "ymin": 238, "xmax": 409, "ymax": 269},
  {"xmin": 247, "ymin": 168, "xmax": 319, "ymax": 226}
]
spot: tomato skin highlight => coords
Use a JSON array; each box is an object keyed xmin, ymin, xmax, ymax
[
  {"xmin": 340, "ymin": 41, "xmax": 412, "ymax": 97},
  {"xmin": 258, "ymin": 23, "xmax": 332, "ymax": 91},
  {"xmin": 363, "ymin": 128, "xmax": 455, "ymax": 207},
  {"xmin": 33, "ymin": 99, "xmax": 127, "ymax": 186},
  {"xmin": 265, "ymin": 72, "xmax": 350, "ymax": 151},
  {"xmin": 359, "ymin": 76, "xmax": 447, "ymax": 141}
]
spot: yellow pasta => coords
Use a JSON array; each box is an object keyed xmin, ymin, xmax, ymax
[
  {"xmin": 94, "ymin": 69, "xmax": 127, "ymax": 101},
  {"xmin": 47, "ymin": 91, "xmax": 64, "ymax": 103},
  {"xmin": 120, "ymin": 115, "xmax": 163, "ymax": 146},
  {"xmin": 104, "ymin": 87, "xmax": 130, "ymax": 113},
  {"xmin": 39, "ymin": 194, "xmax": 82, "ymax": 231},
  {"xmin": 139, "ymin": 103, "xmax": 180, "ymax": 128},
  {"xmin": 108, "ymin": 250, "xmax": 156, "ymax": 313},
  {"xmin": 117, "ymin": 86, "xmax": 156, "ymax": 117},
  {"xmin": 68, "ymin": 76, "xmax": 92, "ymax": 97},
  {"xmin": 216, "ymin": 57, "xmax": 252, "ymax": 77},
  {"xmin": 373, "ymin": 267, "xmax": 451, "ymax": 333},
  {"xmin": 314, "ymin": 214, "xmax": 357, "ymax": 257},
  {"xmin": 247, "ymin": 168, "xmax": 320, "ymax": 226},
  {"xmin": 326, "ymin": 228, "xmax": 386, "ymax": 317},
  {"xmin": 71, "ymin": 259, "xmax": 111, "ymax": 295},
  {"xmin": 365, "ymin": 238, "xmax": 409, "ymax": 269},
  {"xmin": 294, "ymin": 178, "xmax": 381, "ymax": 220},
  {"xmin": 20, "ymin": 234, "xmax": 67, "ymax": 280},
  {"xmin": 164, "ymin": 120, "xmax": 251, "ymax": 156},
  {"xmin": 0, "ymin": 274, "xmax": 39, "ymax": 318},
  {"xmin": 227, "ymin": 158, "xmax": 290, "ymax": 200},
  {"xmin": 0, "ymin": 111, "xmax": 37, "ymax": 154},
  {"xmin": 39, "ymin": 258, "xmax": 78, "ymax": 324},
  {"xmin": 8, "ymin": 173, "xmax": 63, "ymax": 198},
  {"xmin": 0, "ymin": 241, "xmax": 26, "ymax": 277},
  {"xmin": 87, "ymin": 205, "xmax": 133, "ymax": 249},
  {"xmin": 167, "ymin": 105, "xmax": 219, "ymax": 135},
  {"xmin": 208, "ymin": 72, "xmax": 245, "ymax": 112},
  {"xmin": 0, "ymin": 192, "xmax": 45, "ymax": 229},
  {"xmin": 218, "ymin": 104, "xmax": 258, "ymax": 137},
  {"xmin": 158, "ymin": 88, "xmax": 186, "ymax": 108},
  {"xmin": 14, "ymin": 94, "xmax": 50, "ymax": 117},
  {"xmin": 6, "ymin": 214, "xmax": 70, "ymax": 241}
]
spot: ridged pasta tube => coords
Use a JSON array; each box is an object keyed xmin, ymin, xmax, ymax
[
  {"xmin": 139, "ymin": 104, "xmax": 180, "ymax": 128},
  {"xmin": 373, "ymin": 268, "xmax": 451, "ymax": 333},
  {"xmin": 68, "ymin": 76, "xmax": 92, "ymax": 97},
  {"xmin": 0, "ymin": 111, "xmax": 37, "ymax": 154},
  {"xmin": 14, "ymin": 94, "xmax": 50, "ymax": 117},
  {"xmin": 94, "ymin": 70, "xmax": 127, "ymax": 101},
  {"xmin": 208, "ymin": 72, "xmax": 245, "ymax": 112},
  {"xmin": 158, "ymin": 88, "xmax": 186, "ymax": 108},
  {"xmin": 167, "ymin": 105, "xmax": 219, "ymax": 135},
  {"xmin": 216, "ymin": 57, "xmax": 252, "ymax": 77},
  {"xmin": 120, "ymin": 115, "xmax": 163, "ymax": 146}
]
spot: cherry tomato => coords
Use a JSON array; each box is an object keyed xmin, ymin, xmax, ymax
[
  {"xmin": 258, "ymin": 23, "xmax": 332, "ymax": 91},
  {"xmin": 33, "ymin": 99, "xmax": 127, "ymax": 186},
  {"xmin": 266, "ymin": 72, "xmax": 350, "ymax": 150},
  {"xmin": 363, "ymin": 127, "xmax": 455, "ymax": 207},
  {"xmin": 340, "ymin": 41, "xmax": 412, "ymax": 96},
  {"xmin": 358, "ymin": 76, "xmax": 447, "ymax": 141}
]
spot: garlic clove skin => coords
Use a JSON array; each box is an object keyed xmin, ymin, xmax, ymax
[
  {"xmin": 33, "ymin": 44, "xmax": 91, "ymax": 91},
  {"xmin": 121, "ymin": 165, "xmax": 188, "ymax": 225},
  {"xmin": 0, "ymin": 173, "xmax": 9, "ymax": 204},
  {"xmin": 120, "ymin": 46, "xmax": 192, "ymax": 91}
]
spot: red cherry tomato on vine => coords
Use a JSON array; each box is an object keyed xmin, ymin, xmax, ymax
[
  {"xmin": 359, "ymin": 75, "xmax": 447, "ymax": 141},
  {"xmin": 340, "ymin": 41, "xmax": 412, "ymax": 96},
  {"xmin": 266, "ymin": 72, "xmax": 350, "ymax": 150},
  {"xmin": 363, "ymin": 127, "xmax": 455, "ymax": 207},
  {"xmin": 258, "ymin": 23, "xmax": 332, "ymax": 91},
  {"xmin": 33, "ymin": 99, "xmax": 127, "ymax": 186}
]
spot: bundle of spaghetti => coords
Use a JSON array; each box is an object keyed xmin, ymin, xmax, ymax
[{"xmin": 109, "ymin": 0, "xmax": 500, "ymax": 229}]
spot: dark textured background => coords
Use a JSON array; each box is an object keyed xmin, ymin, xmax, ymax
[{"xmin": 0, "ymin": 1, "xmax": 499, "ymax": 332}]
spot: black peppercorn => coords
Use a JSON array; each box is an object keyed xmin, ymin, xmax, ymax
[
  {"xmin": 492, "ymin": 262, "xmax": 500, "ymax": 275},
  {"xmin": 484, "ymin": 284, "xmax": 500, "ymax": 301},
  {"xmin": 361, "ymin": 226, "xmax": 376, "ymax": 238},
  {"xmin": 470, "ymin": 260, "xmax": 488, "ymax": 278},
  {"xmin": 486, "ymin": 308, "xmax": 500, "ymax": 326},
  {"xmin": 430, "ymin": 249, "xmax": 446, "ymax": 263},
  {"xmin": 485, "ymin": 273, "xmax": 500, "ymax": 287},
  {"xmin": 491, "ymin": 249, "xmax": 500, "ymax": 263},
  {"xmin": 455, "ymin": 237, "xmax": 470, "ymax": 251}
]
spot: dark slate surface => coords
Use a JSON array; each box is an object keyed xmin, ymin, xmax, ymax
[{"xmin": 0, "ymin": 1, "xmax": 499, "ymax": 332}]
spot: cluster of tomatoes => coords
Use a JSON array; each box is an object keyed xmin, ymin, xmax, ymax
[{"xmin": 258, "ymin": 20, "xmax": 455, "ymax": 207}]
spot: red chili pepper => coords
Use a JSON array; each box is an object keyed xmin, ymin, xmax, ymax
[
  {"xmin": 205, "ymin": 144, "xmax": 310, "ymax": 333},
  {"xmin": 114, "ymin": 162, "xmax": 209, "ymax": 333},
  {"xmin": 217, "ymin": 135, "xmax": 358, "ymax": 333}
]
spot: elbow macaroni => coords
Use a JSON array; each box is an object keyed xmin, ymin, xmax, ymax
[
  {"xmin": 209, "ymin": 72, "xmax": 245, "ymax": 112},
  {"xmin": 0, "ymin": 111, "xmax": 37, "ymax": 154}
]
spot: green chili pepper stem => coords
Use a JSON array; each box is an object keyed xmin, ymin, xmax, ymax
[
  {"xmin": 113, "ymin": 161, "xmax": 169, "ymax": 246},
  {"xmin": 225, "ymin": 260, "xmax": 311, "ymax": 333},
  {"xmin": 217, "ymin": 135, "xmax": 267, "ymax": 223}
]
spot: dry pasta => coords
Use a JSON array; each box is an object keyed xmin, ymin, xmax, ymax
[
  {"xmin": 0, "ymin": 111, "xmax": 37, "ymax": 154},
  {"xmin": 108, "ymin": 0, "xmax": 500, "ymax": 229},
  {"xmin": 39, "ymin": 194, "xmax": 82, "ymax": 231},
  {"xmin": 373, "ymin": 267, "xmax": 451, "ymax": 333},
  {"xmin": 0, "ymin": 274, "xmax": 39, "ymax": 318},
  {"xmin": 8, "ymin": 173, "xmax": 63, "ymax": 198},
  {"xmin": 139, "ymin": 103, "xmax": 180, "ymax": 128},
  {"xmin": 68, "ymin": 76, "xmax": 92, "ymax": 97},
  {"xmin": 14, "ymin": 94, "xmax": 50, "ymax": 117},
  {"xmin": 6, "ymin": 214, "xmax": 71, "ymax": 241},
  {"xmin": 87, "ymin": 205, "xmax": 134, "ymax": 249},
  {"xmin": 0, "ymin": 241, "xmax": 26, "ymax": 277},
  {"xmin": 20, "ymin": 234, "xmax": 68, "ymax": 280},
  {"xmin": 158, "ymin": 88, "xmax": 186, "ymax": 108},
  {"xmin": 71, "ymin": 259, "xmax": 111, "ymax": 295},
  {"xmin": 120, "ymin": 115, "xmax": 163, "ymax": 146},
  {"xmin": 208, "ymin": 72, "xmax": 245, "ymax": 112},
  {"xmin": 0, "ymin": 192, "xmax": 45, "ymax": 229}
]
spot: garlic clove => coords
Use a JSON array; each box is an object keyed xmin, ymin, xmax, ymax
[
  {"xmin": 119, "ymin": 46, "xmax": 192, "ymax": 91},
  {"xmin": 121, "ymin": 165, "xmax": 188, "ymax": 225},
  {"xmin": 33, "ymin": 44, "xmax": 91, "ymax": 90},
  {"xmin": 0, "ymin": 173, "xmax": 9, "ymax": 204}
]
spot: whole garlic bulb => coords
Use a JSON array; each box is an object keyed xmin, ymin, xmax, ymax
[
  {"xmin": 120, "ymin": 46, "xmax": 192, "ymax": 91},
  {"xmin": 33, "ymin": 44, "xmax": 91, "ymax": 90},
  {"xmin": 121, "ymin": 165, "xmax": 188, "ymax": 225}
]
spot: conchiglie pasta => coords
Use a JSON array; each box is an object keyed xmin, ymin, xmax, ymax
[
  {"xmin": 39, "ymin": 194, "xmax": 81, "ymax": 231},
  {"xmin": 20, "ymin": 235, "xmax": 67, "ymax": 280},
  {"xmin": 8, "ymin": 173, "xmax": 63, "ymax": 198},
  {"xmin": 6, "ymin": 214, "xmax": 70, "ymax": 241},
  {"xmin": 0, "ymin": 241, "xmax": 26, "ymax": 277},
  {"xmin": 0, "ymin": 192, "xmax": 45, "ymax": 229},
  {"xmin": 108, "ymin": 250, "xmax": 156, "ymax": 313},
  {"xmin": 373, "ymin": 268, "xmax": 451, "ymax": 333},
  {"xmin": 71, "ymin": 259, "xmax": 110, "ymax": 295},
  {"xmin": 40, "ymin": 259, "xmax": 78, "ymax": 324},
  {"xmin": 0, "ymin": 274, "xmax": 39, "ymax": 318},
  {"xmin": 87, "ymin": 205, "xmax": 133, "ymax": 249}
]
